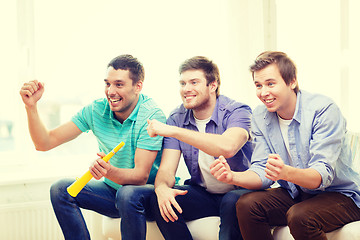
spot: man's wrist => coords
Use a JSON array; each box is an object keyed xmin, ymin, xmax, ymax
[
  {"xmin": 25, "ymin": 104, "xmax": 38, "ymax": 114},
  {"xmin": 283, "ymin": 165, "xmax": 293, "ymax": 182},
  {"xmin": 169, "ymin": 125, "xmax": 184, "ymax": 139},
  {"xmin": 155, "ymin": 183, "xmax": 168, "ymax": 194}
]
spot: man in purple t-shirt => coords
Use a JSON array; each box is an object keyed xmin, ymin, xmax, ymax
[{"xmin": 147, "ymin": 56, "xmax": 253, "ymax": 240}]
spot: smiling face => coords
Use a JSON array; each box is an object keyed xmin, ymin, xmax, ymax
[
  {"xmin": 179, "ymin": 69, "xmax": 217, "ymax": 117},
  {"xmin": 104, "ymin": 66, "xmax": 142, "ymax": 122},
  {"xmin": 254, "ymin": 63, "xmax": 297, "ymax": 120}
]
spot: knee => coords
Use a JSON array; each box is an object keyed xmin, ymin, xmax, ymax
[
  {"xmin": 236, "ymin": 192, "xmax": 264, "ymax": 222},
  {"xmin": 236, "ymin": 192, "xmax": 258, "ymax": 212},
  {"xmin": 116, "ymin": 185, "xmax": 139, "ymax": 209},
  {"xmin": 221, "ymin": 191, "xmax": 244, "ymax": 215},
  {"xmin": 287, "ymin": 204, "xmax": 315, "ymax": 231},
  {"xmin": 50, "ymin": 178, "xmax": 74, "ymax": 205},
  {"xmin": 116, "ymin": 185, "xmax": 154, "ymax": 212}
]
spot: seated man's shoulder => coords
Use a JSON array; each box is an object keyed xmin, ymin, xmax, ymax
[
  {"xmin": 92, "ymin": 97, "xmax": 107, "ymax": 105},
  {"xmin": 301, "ymin": 90, "xmax": 337, "ymax": 111},
  {"xmin": 169, "ymin": 103, "xmax": 187, "ymax": 117},
  {"xmin": 253, "ymin": 104, "xmax": 268, "ymax": 118},
  {"xmin": 217, "ymin": 95, "xmax": 252, "ymax": 112},
  {"xmin": 139, "ymin": 95, "xmax": 165, "ymax": 117},
  {"xmin": 139, "ymin": 95, "xmax": 161, "ymax": 111},
  {"xmin": 88, "ymin": 98, "xmax": 108, "ymax": 112}
]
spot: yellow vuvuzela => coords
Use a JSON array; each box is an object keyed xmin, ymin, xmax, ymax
[{"xmin": 67, "ymin": 142, "xmax": 125, "ymax": 197}]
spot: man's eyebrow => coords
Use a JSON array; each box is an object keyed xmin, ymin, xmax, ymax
[
  {"xmin": 179, "ymin": 78, "xmax": 200, "ymax": 82},
  {"xmin": 104, "ymin": 79, "xmax": 124, "ymax": 82},
  {"xmin": 254, "ymin": 79, "xmax": 275, "ymax": 83}
]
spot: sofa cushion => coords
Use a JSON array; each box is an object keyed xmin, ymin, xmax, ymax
[
  {"xmin": 102, "ymin": 216, "xmax": 220, "ymax": 240},
  {"xmin": 272, "ymin": 221, "xmax": 360, "ymax": 240},
  {"xmin": 102, "ymin": 213, "xmax": 360, "ymax": 240}
]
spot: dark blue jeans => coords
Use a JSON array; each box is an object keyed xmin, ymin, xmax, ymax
[
  {"xmin": 50, "ymin": 178, "xmax": 155, "ymax": 240},
  {"xmin": 151, "ymin": 184, "xmax": 252, "ymax": 240}
]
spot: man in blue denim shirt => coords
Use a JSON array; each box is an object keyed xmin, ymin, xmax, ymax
[
  {"xmin": 211, "ymin": 51, "xmax": 360, "ymax": 240},
  {"xmin": 147, "ymin": 56, "xmax": 253, "ymax": 240}
]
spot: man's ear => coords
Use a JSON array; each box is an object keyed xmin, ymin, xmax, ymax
[
  {"xmin": 135, "ymin": 81, "xmax": 143, "ymax": 93},
  {"xmin": 290, "ymin": 78, "xmax": 297, "ymax": 90},
  {"xmin": 210, "ymin": 80, "xmax": 218, "ymax": 93}
]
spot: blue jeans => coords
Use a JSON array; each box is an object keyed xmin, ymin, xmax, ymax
[
  {"xmin": 50, "ymin": 178, "xmax": 155, "ymax": 240},
  {"xmin": 151, "ymin": 184, "xmax": 252, "ymax": 240}
]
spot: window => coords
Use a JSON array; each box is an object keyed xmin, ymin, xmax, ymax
[
  {"xmin": 5, "ymin": 0, "xmax": 357, "ymax": 178},
  {"xmin": 0, "ymin": 1, "xmax": 17, "ymax": 153},
  {"xmin": 276, "ymin": 0, "xmax": 360, "ymax": 131},
  {"xmin": 1, "ymin": 0, "xmax": 261, "ymax": 177}
]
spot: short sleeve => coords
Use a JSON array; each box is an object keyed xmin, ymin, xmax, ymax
[
  {"xmin": 163, "ymin": 114, "xmax": 181, "ymax": 150},
  {"xmin": 225, "ymin": 105, "xmax": 252, "ymax": 132},
  {"xmin": 71, "ymin": 104, "xmax": 92, "ymax": 133},
  {"xmin": 137, "ymin": 109, "xmax": 166, "ymax": 151}
]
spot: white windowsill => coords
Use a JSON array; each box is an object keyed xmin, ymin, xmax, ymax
[{"xmin": 0, "ymin": 152, "xmax": 94, "ymax": 186}]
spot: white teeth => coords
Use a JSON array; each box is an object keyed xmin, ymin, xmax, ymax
[
  {"xmin": 110, "ymin": 98, "xmax": 121, "ymax": 103},
  {"xmin": 265, "ymin": 99, "xmax": 274, "ymax": 103}
]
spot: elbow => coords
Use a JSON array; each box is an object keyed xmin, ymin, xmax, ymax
[
  {"xmin": 308, "ymin": 179, "xmax": 322, "ymax": 190},
  {"xmin": 139, "ymin": 178, "xmax": 148, "ymax": 185},
  {"xmin": 34, "ymin": 145, "xmax": 50, "ymax": 152},
  {"xmin": 220, "ymin": 144, "xmax": 241, "ymax": 159},
  {"xmin": 247, "ymin": 184, "xmax": 263, "ymax": 190},
  {"xmin": 34, "ymin": 142, "xmax": 53, "ymax": 151},
  {"xmin": 220, "ymin": 134, "xmax": 248, "ymax": 159},
  {"xmin": 137, "ymin": 174, "xmax": 149, "ymax": 185},
  {"xmin": 308, "ymin": 169, "xmax": 324, "ymax": 189},
  {"xmin": 33, "ymin": 139, "xmax": 54, "ymax": 151},
  {"xmin": 222, "ymin": 151, "xmax": 236, "ymax": 159}
]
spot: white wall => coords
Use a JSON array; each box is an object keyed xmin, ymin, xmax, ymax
[
  {"xmin": 31, "ymin": 0, "xmax": 264, "ymax": 116},
  {"xmin": 1, "ymin": 1, "xmax": 360, "ymax": 237},
  {"xmin": 1, "ymin": 0, "xmax": 360, "ymax": 175},
  {"xmin": 275, "ymin": 0, "xmax": 360, "ymax": 132}
]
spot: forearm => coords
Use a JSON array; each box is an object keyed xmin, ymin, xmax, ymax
[
  {"xmin": 231, "ymin": 170, "xmax": 263, "ymax": 190},
  {"xmin": 25, "ymin": 105, "xmax": 52, "ymax": 151},
  {"xmin": 283, "ymin": 167, "xmax": 322, "ymax": 189},
  {"xmin": 154, "ymin": 169, "xmax": 176, "ymax": 189},
  {"xmin": 170, "ymin": 126, "xmax": 248, "ymax": 158},
  {"xmin": 106, "ymin": 167, "xmax": 150, "ymax": 185}
]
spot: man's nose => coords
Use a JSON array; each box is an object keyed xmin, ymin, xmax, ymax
[
  {"xmin": 260, "ymin": 87, "xmax": 269, "ymax": 97},
  {"xmin": 107, "ymin": 85, "xmax": 117, "ymax": 95},
  {"xmin": 183, "ymin": 83, "xmax": 192, "ymax": 92}
]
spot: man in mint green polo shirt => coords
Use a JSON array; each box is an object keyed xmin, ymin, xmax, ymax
[{"xmin": 19, "ymin": 54, "xmax": 166, "ymax": 240}]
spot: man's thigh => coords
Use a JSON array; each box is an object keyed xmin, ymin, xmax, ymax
[
  {"xmin": 116, "ymin": 184, "xmax": 155, "ymax": 219},
  {"xmin": 288, "ymin": 191, "xmax": 360, "ymax": 232},
  {"xmin": 76, "ymin": 180, "xmax": 119, "ymax": 218},
  {"xmin": 174, "ymin": 185, "xmax": 223, "ymax": 221},
  {"xmin": 236, "ymin": 187, "xmax": 296, "ymax": 226}
]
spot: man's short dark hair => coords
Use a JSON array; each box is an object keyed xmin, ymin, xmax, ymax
[
  {"xmin": 250, "ymin": 51, "xmax": 299, "ymax": 93},
  {"xmin": 179, "ymin": 56, "xmax": 221, "ymax": 97},
  {"xmin": 107, "ymin": 54, "xmax": 144, "ymax": 85}
]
